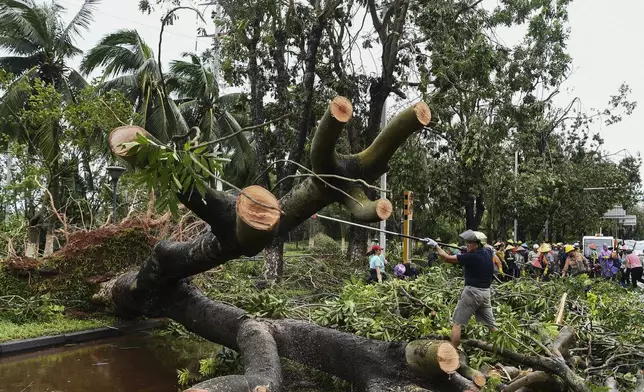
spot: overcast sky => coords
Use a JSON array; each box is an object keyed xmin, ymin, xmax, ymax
[{"xmin": 59, "ymin": 0, "xmax": 643, "ymax": 171}]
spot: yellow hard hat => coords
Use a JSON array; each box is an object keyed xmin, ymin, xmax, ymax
[{"xmin": 564, "ymin": 245, "xmax": 575, "ymax": 254}]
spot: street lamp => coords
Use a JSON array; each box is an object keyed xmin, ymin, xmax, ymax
[{"xmin": 106, "ymin": 166, "xmax": 126, "ymax": 221}]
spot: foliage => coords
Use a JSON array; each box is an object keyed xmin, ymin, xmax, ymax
[
  {"xmin": 122, "ymin": 133, "xmax": 225, "ymax": 215},
  {"xmin": 0, "ymin": 293, "xmax": 64, "ymax": 323},
  {"xmin": 0, "ymin": 228, "xmax": 152, "ymax": 308},
  {"xmin": 309, "ymin": 233, "xmax": 342, "ymax": 258},
  {"xmin": 307, "ymin": 266, "xmax": 644, "ymax": 388},
  {"xmin": 242, "ymin": 291, "xmax": 288, "ymax": 318}
]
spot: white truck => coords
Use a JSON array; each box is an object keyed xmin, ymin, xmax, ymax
[{"xmin": 582, "ymin": 236, "xmax": 614, "ymax": 258}]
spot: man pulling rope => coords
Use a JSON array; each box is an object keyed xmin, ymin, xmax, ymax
[{"xmin": 423, "ymin": 230, "xmax": 498, "ymax": 348}]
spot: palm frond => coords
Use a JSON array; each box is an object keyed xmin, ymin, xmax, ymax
[
  {"xmin": 66, "ymin": 68, "xmax": 88, "ymax": 90},
  {"xmin": 0, "ymin": 67, "xmax": 37, "ymax": 138},
  {"xmin": 165, "ymin": 97, "xmax": 189, "ymax": 137},
  {"xmin": 0, "ymin": 0, "xmax": 48, "ymax": 49},
  {"xmin": 59, "ymin": 68, "xmax": 88, "ymax": 103},
  {"xmin": 219, "ymin": 112, "xmax": 256, "ymax": 187},
  {"xmin": 0, "ymin": 54, "xmax": 41, "ymax": 75},
  {"xmin": 145, "ymin": 101, "xmax": 171, "ymax": 142},
  {"xmin": 61, "ymin": 0, "xmax": 99, "ymax": 43},
  {"xmin": 168, "ymin": 52, "xmax": 217, "ymax": 100},
  {"xmin": 80, "ymin": 29, "xmax": 152, "ymax": 76},
  {"xmin": 100, "ymin": 73, "xmax": 140, "ymax": 101},
  {"xmin": 0, "ymin": 36, "xmax": 37, "ymax": 55},
  {"xmin": 31, "ymin": 120, "xmax": 57, "ymax": 163}
]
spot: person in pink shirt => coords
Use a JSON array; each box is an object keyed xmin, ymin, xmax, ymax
[{"xmin": 623, "ymin": 246, "xmax": 643, "ymax": 289}]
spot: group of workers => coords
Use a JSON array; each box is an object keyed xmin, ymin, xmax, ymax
[
  {"xmin": 366, "ymin": 232, "xmax": 643, "ymax": 349},
  {"xmin": 488, "ymin": 240, "xmax": 644, "ymax": 288}
]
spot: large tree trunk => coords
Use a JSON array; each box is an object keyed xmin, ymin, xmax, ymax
[
  {"xmin": 25, "ymin": 223, "xmax": 40, "ymax": 258},
  {"xmin": 464, "ymin": 193, "xmax": 485, "ymax": 230},
  {"xmin": 100, "ymin": 98, "xmax": 433, "ymax": 392},
  {"xmin": 348, "ymin": 224, "xmax": 369, "ymax": 265}
]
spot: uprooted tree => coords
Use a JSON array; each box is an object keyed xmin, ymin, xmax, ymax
[{"xmin": 95, "ymin": 97, "xmax": 598, "ymax": 392}]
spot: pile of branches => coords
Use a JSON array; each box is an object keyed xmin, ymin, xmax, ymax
[{"xmin": 290, "ymin": 265, "xmax": 644, "ymax": 391}]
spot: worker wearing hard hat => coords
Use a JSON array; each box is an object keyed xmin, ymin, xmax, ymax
[
  {"xmin": 423, "ymin": 232, "xmax": 497, "ymax": 349},
  {"xmin": 562, "ymin": 245, "xmax": 590, "ymax": 277}
]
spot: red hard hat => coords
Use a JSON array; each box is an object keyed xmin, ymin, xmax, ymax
[{"xmin": 371, "ymin": 245, "xmax": 383, "ymax": 252}]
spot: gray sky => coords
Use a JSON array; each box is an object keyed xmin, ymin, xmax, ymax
[{"xmin": 60, "ymin": 0, "xmax": 643, "ymax": 171}]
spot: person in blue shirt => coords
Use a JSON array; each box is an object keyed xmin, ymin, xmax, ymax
[
  {"xmin": 367, "ymin": 245, "xmax": 387, "ymax": 283},
  {"xmin": 423, "ymin": 235, "xmax": 497, "ymax": 348}
]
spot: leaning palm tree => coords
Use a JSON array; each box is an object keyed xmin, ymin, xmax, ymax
[
  {"xmin": 80, "ymin": 29, "xmax": 188, "ymax": 142},
  {"xmin": 166, "ymin": 53, "xmax": 256, "ymax": 186},
  {"xmin": 0, "ymin": 0, "xmax": 99, "ymax": 256}
]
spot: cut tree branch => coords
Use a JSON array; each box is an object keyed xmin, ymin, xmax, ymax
[{"xmin": 465, "ymin": 335, "xmax": 589, "ymax": 392}]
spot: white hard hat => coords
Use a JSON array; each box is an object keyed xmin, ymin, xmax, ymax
[{"xmin": 533, "ymin": 244, "xmax": 539, "ymax": 250}]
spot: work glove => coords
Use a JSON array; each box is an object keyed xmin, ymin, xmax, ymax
[{"xmin": 422, "ymin": 238, "xmax": 437, "ymax": 248}]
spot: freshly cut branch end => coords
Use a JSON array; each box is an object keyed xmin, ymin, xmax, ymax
[
  {"xmin": 109, "ymin": 125, "xmax": 150, "ymax": 157},
  {"xmin": 413, "ymin": 102, "xmax": 432, "ymax": 126},
  {"xmin": 406, "ymin": 340, "xmax": 460, "ymax": 377},
  {"xmin": 237, "ymin": 185, "xmax": 281, "ymax": 230},
  {"xmin": 376, "ymin": 198, "xmax": 393, "ymax": 220},
  {"xmin": 330, "ymin": 96, "xmax": 353, "ymax": 122},
  {"xmin": 236, "ymin": 185, "xmax": 281, "ymax": 255}
]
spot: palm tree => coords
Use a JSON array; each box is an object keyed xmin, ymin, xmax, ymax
[
  {"xmin": 80, "ymin": 29, "xmax": 189, "ymax": 142},
  {"xmin": 0, "ymin": 0, "xmax": 99, "ymax": 256},
  {"xmin": 166, "ymin": 53, "xmax": 256, "ymax": 186}
]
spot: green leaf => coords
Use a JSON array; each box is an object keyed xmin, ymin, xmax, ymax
[
  {"xmin": 194, "ymin": 179, "xmax": 206, "ymax": 198},
  {"xmin": 168, "ymin": 197, "xmax": 179, "ymax": 216},
  {"xmin": 172, "ymin": 174, "xmax": 182, "ymax": 191},
  {"xmin": 193, "ymin": 145, "xmax": 207, "ymax": 155}
]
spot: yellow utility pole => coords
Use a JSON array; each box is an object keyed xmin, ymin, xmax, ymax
[{"xmin": 403, "ymin": 191, "xmax": 413, "ymax": 264}]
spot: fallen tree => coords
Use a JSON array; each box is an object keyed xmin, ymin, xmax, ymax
[
  {"xmin": 96, "ymin": 97, "xmax": 470, "ymax": 391},
  {"xmin": 90, "ymin": 96, "xmax": 643, "ymax": 391}
]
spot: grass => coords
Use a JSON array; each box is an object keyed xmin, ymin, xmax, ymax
[{"xmin": 0, "ymin": 316, "xmax": 116, "ymax": 342}]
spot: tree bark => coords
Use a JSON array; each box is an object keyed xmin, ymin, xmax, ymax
[
  {"xmin": 348, "ymin": 224, "xmax": 369, "ymax": 265},
  {"xmin": 82, "ymin": 142, "xmax": 95, "ymax": 192},
  {"xmin": 457, "ymin": 350, "xmax": 486, "ymax": 388},
  {"xmin": 465, "ymin": 193, "xmax": 485, "ymax": 230},
  {"xmin": 263, "ymin": 237, "xmax": 284, "ymax": 281},
  {"xmin": 102, "ymin": 98, "xmax": 432, "ymax": 391}
]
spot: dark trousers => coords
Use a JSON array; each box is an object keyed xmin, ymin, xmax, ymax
[
  {"xmin": 368, "ymin": 269, "xmax": 387, "ymax": 283},
  {"xmin": 620, "ymin": 268, "xmax": 631, "ymax": 287},
  {"xmin": 631, "ymin": 267, "xmax": 644, "ymax": 289}
]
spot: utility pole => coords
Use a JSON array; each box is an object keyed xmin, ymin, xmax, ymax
[
  {"xmin": 403, "ymin": 191, "xmax": 413, "ymax": 264},
  {"xmin": 513, "ymin": 150, "xmax": 518, "ymax": 243},
  {"xmin": 379, "ymin": 101, "xmax": 387, "ymax": 252},
  {"xmin": 378, "ymin": 5, "xmax": 389, "ymax": 254}
]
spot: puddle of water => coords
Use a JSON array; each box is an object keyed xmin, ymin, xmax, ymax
[{"xmin": 0, "ymin": 332, "xmax": 217, "ymax": 392}]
